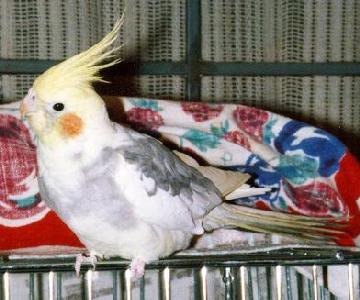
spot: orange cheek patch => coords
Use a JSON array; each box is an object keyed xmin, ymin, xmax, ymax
[{"xmin": 58, "ymin": 113, "xmax": 84, "ymax": 138}]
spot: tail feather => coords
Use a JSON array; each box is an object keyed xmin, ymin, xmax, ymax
[
  {"xmin": 203, "ymin": 203, "xmax": 348, "ymax": 243},
  {"xmin": 221, "ymin": 204, "xmax": 346, "ymax": 226},
  {"xmin": 173, "ymin": 150, "xmax": 347, "ymax": 242},
  {"xmin": 173, "ymin": 151, "xmax": 253, "ymax": 196},
  {"xmin": 225, "ymin": 184, "xmax": 271, "ymax": 200}
]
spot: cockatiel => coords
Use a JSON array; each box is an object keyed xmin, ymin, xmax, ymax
[{"xmin": 20, "ymin": 18, "xmax": 341, "ymax": 278}]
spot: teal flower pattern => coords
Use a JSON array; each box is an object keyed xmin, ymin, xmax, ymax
[
  {"xmin": 263, "ymin": 117, "xmax": 277, "ymax": 144},
  {"xmin": 180, "ymin": 129, "xmax": 220, "ymax": 152},
  {"xmin": 130, "ymin": 99, "xmax": 162, "ymax": 111},
  {"xmin": 275, "ymin": 154, "xmax": 319, "ymax": 185}
]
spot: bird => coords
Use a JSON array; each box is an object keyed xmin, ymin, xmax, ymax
[{"xmin": 20, "ymin": 17, "xmax": 342, "ymax": 278}]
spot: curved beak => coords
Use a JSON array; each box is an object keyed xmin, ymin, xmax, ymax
[{"xmin": 20, "ymin": 88, "xmax": 36, "ymax": 119}]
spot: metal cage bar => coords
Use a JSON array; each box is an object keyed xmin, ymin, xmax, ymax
[
  {"xmin": 48, "ymin": 271, "xmax": 55, "ymax": 300},
  {"xmin": 348, "ymin": 263, "xmax": 355, "ymax": 300},
  {"xmin": 0, "ymin": 248, "xmax": 359, "ymax": 299},
  {"xmin": 2, "ymin": 272, "xmax": 9, "ymax": 300},
  {"xmin": 86, "ymin": 270, "xmax": 93, "ymax": 300},
  {"xmin": 2, "ymin": 247, "xmax": 360, "ymax": 273},
  {"xmin": 312, "ymin": 266, "xmax": 319, "ymax": 300},
  {"xmin": 159, "ymin": 267, "xmax": 170, "ymax": 300},
  {"xmin": 125, "ymin": 269, "xmax": 132, "ymax": 300},
  {"xmin": 200, "ymin": 266, "xmax": 207, "ymax": 300}
]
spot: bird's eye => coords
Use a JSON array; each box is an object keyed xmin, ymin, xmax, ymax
[{"xmin": 53, "ymin": 102, "xmax": 65, "ymax": 111}]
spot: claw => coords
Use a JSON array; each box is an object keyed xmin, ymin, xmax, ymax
[
  {"xmin": 130, "ymin": 257, "xmax": 146, "ymax": 280},
  {"xmin": 74, "ymin": 251, "xmax": 99, "ymax": 277},
  {"xmin": 75, "ymin": 254, "xmax": 83, "ymax": 276}
]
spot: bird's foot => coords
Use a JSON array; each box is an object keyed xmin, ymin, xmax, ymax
[
  {"xmin": 130, "ymin": 257, "xmax": 146, "ymax": 280},
  {"xmin": 75, "ymin": 251, "xmax": 99, "ymax": 277}
]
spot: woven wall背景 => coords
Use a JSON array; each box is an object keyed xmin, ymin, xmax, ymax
[
  {"xmin": 202, "ymin": 0, "xmax": 360, "ymax": 62},
  {"xmin": 103, "ymin": 75, "xmax": 187, "ymax": 100},
  {"xmin": 0, "ymin": 0, "xmax": 185, "ymax": 61},
  {"xmin": 0, "ymin": 0, "xmax": 186, "ymax": 101}
]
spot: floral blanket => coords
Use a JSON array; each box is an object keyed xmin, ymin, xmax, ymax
[
  {"xmin": 0, "ymin": 97, "xmax": 360, "ymax": 252},
  {"xmin": 123, "ymin": 97, "xmax": 360, "ymax": 246}
]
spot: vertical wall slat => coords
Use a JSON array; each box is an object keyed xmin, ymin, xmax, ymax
[{"xmin": 186, "ymin": 0, "xmax": 201, "ymax": 100}]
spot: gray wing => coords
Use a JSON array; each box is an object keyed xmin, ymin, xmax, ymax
[{"xmin": 119, "ymin": 128, "xmax": 222, "ymax": 231}]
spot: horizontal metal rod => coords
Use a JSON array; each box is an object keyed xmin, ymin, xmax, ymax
[
  {"xmin": 0, "ymin": 60, "xmax": 189, "ymax": 75},
  {"xmin": 200, "ymin": 62, "xmax": 360, "ymax": 76},
  {"xmin": 2, "ymin": 247, "xmax": 360, "ymax": 273},
  {"xmin": 120, "ymin": 62, "xmax": 187, "ymax": 76},
  {"xmin": 0, "ymin": 59, "xmax": 360, "ymax": 76},
  {"xmin": 0, "ymin": 59, "xmax": 60, "ymax": 74}
]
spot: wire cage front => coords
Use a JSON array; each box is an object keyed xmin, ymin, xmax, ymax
[
  {"xmin": 1, "ymin": 246, "xmax": 360, "ymax": 299},
  {"xmin": 0, "ymin": 1, "xmax": 360, "ymax": 299},
  {"xmin": 1, "ymin": 245, "xmax": 360, "ymax": 300}
]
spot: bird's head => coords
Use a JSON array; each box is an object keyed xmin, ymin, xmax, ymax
[{"xmin": 20, "ymin": 17, "xmax": 123, "ymax": 146}]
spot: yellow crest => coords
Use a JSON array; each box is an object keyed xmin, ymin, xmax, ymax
[{"xmin": 33, "ymin": 16, "xmax": 124, "ymax": 96}]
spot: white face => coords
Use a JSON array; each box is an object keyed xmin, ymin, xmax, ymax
[
  {"xmin": 21, "ymin": 87, "xmax": 85, "ymax": 144},
  {"xmin": 20, "ymin": 85, "xmax": 108, "ymax": 146}
]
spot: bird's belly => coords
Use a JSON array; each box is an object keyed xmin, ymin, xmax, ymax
[
  {"xmin": 67, "ymin": 214, "xmax": 192, "ymax": 260},
  {"xmin": 39, "ymin": 156, "xmax": 193, "ymax": 261}
]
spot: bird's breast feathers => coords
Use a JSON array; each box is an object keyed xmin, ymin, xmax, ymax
[{"xmin": 114, "ymin": 154, "xmax": 200, "ymax": 232}]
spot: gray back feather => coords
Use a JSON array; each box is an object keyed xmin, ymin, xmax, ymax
[{"xmin": 120, "ymin": 133, "xmax": 222, "ymax": 214}]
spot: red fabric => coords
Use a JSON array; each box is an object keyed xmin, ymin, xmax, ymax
[
  {"xmin": 335, "ymin": 152, "xmax": 360, "ymax": 246},
  {"xmin": 0, "ymin": 211, "xmax": 83, "ymax": 251},
  {"xmin": 0, "ymin": 114, "xmax": 48, "ymax": 225},
  {"xmin": 0, "ymin": 115, "xmax": 36, "ymax": 205}
]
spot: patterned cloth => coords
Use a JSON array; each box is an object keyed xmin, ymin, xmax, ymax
[
  {"xmin": 0, "ymin": 98, "xmax": 360, "ymax": 252},
  {"xmin": 123, "ymin": 97, "xmax": 360, "ymax": 246},
  {"xmin": 0, "ymin": 113, "xmax": 45, "ymax": 225}
]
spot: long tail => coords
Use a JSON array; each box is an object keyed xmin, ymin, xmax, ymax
[
  {"xmin": 203, "ymin": 203, "xmax": 348, "ymax": 243},
  {"xmin": 174, "ymin": 150, "xmax": 347, "ymax": 242}
]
